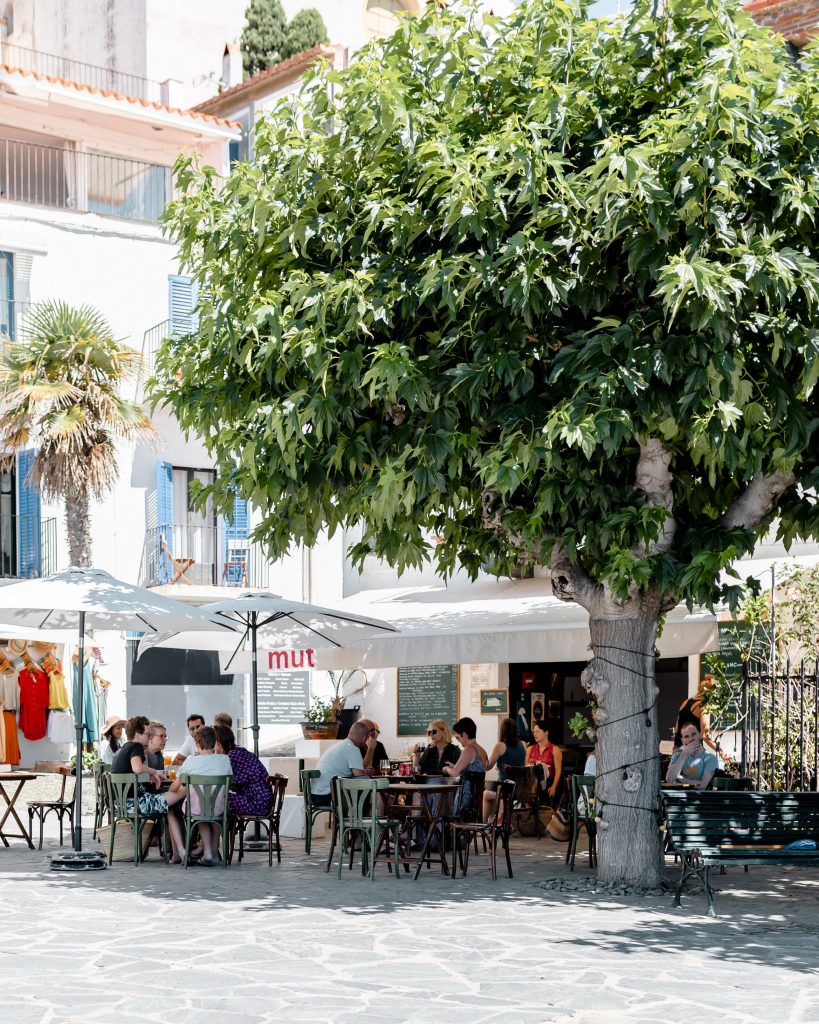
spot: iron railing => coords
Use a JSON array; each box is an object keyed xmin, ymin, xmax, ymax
[
  {"xmin": 141, "ymin": 319, "xmax": 169, "ymax": 366},
  {"xmin": 0, "ymin": 137, "xmax": 171, "ymax": 223},
  {"xmin": 140, "ymin": 524, "xmax": 270, "ymax": 589},
  {"xmin": 0, "ymin": 41, "xmax": 163, "ymax": 103},
  {"xmin": 739, "ymin": 660, "xmax": 819, "ymax": 791},
  {"xmin": 0, "ymin": 513, "xmax": 58, "ymax": 579}
]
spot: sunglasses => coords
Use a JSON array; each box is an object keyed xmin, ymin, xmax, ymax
[{"xmin": 427, "ymin": 729, "xmax": 438, "ymax": 736}]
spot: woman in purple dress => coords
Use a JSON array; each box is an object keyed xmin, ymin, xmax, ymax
[{"xmin": 214, "ymin": 725, "xmax": 272, "ymax": 815}]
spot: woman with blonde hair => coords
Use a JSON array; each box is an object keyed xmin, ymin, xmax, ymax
[{"xmin": 412, "ymin": 719, "xmax": 459, "ymax": 775}]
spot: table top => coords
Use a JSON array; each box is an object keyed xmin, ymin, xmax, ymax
[
  {"xmin": 386, "ymin": 782, "xmax": 460, "ymax": 793},
  {"xmin": 0, "ymin": 772, "xmax": 37, "ymax": 782}
]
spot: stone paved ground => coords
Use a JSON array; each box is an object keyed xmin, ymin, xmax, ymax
[{"xmin": 1, "ymin": 807, "xmax": 818, "ymax": 1024}]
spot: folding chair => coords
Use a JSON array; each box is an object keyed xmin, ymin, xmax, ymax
[{"xmin": 159, "ymin": 532, "xmax": 195, "ymax": 584}]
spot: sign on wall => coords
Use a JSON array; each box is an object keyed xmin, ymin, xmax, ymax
[
  {"xmin": 256, "ymin": 670, "xmax": 311, "ymax": 725},
  {"xmin": 397, "ymin": 664, "xmax": 459, "ymax": 736}
]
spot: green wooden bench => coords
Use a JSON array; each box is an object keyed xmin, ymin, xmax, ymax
[{"xmin": 663, "ymin": 790, "xmax": 819, "ymax": 916}]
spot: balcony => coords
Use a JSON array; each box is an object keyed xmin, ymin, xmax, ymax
[
  {"xmin": 140, "ymin": 524, "xmax": 271, "ymax": 590},
  {"xmin": 0, "ymin": 298, "xmax": 29, "ymax": 341},
  {"xmin": 0, "ymin": 137, "xmax": 171, "ymax": 223},
  {"xmin": 0, "ymin": 42, "xmax": 164, "ymax": 103},
  {"xmin": 0, "ymin": 513, "xmax": 58, "ymax": 579}
]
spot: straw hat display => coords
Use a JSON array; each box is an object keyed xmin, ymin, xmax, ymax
[{"xmin": 7, "ymin": 638, "xmax": 28, "ymax": 657}]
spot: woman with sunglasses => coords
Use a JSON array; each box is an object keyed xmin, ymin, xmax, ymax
[{"xmin": 412, "ymin": 720, "xmax": 460, "ymax": 775}]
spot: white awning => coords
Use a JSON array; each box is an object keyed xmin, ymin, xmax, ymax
[{"xmin": 311, "ymin": 576, "xmax": 719, "ymax": 670}]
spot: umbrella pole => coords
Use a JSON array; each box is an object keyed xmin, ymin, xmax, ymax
[
  {"xmin": 246, "ymin": 613, "xmax": 266, "ymax": 849},
  {"xmin": 73, "ymin": 611, "xmax": 85, "ymax": 851}
]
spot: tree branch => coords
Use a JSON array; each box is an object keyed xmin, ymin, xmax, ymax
[
  {"xmin": 550, "ymin": 544, "xmax": 599, "ymax": 611},
  {"xmin": 633, "ymin": 438, "xmax": 676, "ymax": 556},
  {"xmin": 721, "ymin": 470, "xmax": 796, "ymax": 530}
]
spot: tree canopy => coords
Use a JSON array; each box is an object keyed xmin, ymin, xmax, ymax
[
  {"xmin": 164, "ymin": 0, "xmax": 819, "ymax": 610},
  {"xmin": 240, "ymin": 0, "xmax": 328, "ymax": 77}
]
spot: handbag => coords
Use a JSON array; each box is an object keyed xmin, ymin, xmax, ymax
[
  {"xmin": 516, "ymin": 806, "xmax": 552, "ymax": 836},
  {"xmin": 546, "ymin": 805, "xmax": 571, "ymax": 842}
]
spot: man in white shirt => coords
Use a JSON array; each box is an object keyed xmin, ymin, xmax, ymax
[
  {"xmin": 172, "ymin": 713, "xmax": 205, "ymax": 766},
  {"xmin": 312, "ymin": 721, "xmax": 373, "ymax": 807}
]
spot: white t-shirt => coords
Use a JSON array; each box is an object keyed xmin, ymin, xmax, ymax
[
  {"xmin": 177, "ymin": 733, "xmax": 198, "ymax": 759},
  {"xmin": 179, "ymin": 752, "xmax": 233, "ymax": 815},
  {"xmin": 313, "ymin": 739, "xmax": 364, "ymax": 796}
]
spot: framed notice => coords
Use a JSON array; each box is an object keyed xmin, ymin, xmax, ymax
[
  {"xmin": 531, "ymin": 692, "xmax": 545, "ymax": 723},
  {"xmin": 480, "ymin": 689, "xmax": 509, "ymax": 715},
  {"xmin": 397, "ymin": 665, "xmax": 459, "ymax": 736},
  {"xmin": 256, "ymin": 671, "xmax": 310, "ymax": 725}
]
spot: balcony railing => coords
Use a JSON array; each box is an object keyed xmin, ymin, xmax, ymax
[
  {"xmin": 141, "ymin": 319, "xmax": 169, "ymax": 366},
  {"xmin": 140, "ymin": 524, "xmax": 270, "ymax": 590},
  {"xmin": 0, "ymin": 41, "xmax": 163, "ymax": 103},
  {"xmin": 0, "ymin": 137, "xmax": 171, "ymax": 223},
  {"xmin": 0, "ymin": 514, "xmax": 58, "ymax": 580}
]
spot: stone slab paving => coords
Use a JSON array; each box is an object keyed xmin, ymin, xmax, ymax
[{"xmin": 1, "ymin": 813, "xmax": 818, "ymax": 1024}]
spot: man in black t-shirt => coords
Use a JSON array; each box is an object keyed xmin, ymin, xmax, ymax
[{"xmin": 112, "ymin": 716, "xmax": 186, "ymax": 861}]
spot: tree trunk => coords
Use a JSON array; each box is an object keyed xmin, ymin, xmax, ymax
[
  {"xmin": 582, "ymin": 599, "xmax": 663, "ymax": 887},
  {"xmin": 65, "ymin": 486, "xmax": 92, "ymax": 567}
]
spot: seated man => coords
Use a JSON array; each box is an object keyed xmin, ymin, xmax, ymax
[
  {"xmin": 213, "ymin": 712, "xmax": 232, "ymax": 729},
  {"xmin": 172, "ymin": 713, "xmax": 205, "ymax": 766},
  {"xmin": 146, "ymin": 720, "xmax": 168, "ymax": 771},
  {"xmin": 311, "ymin": 721, "xmax": 373, "ymax": 807},
  {"xmin": 112, "ymin": 715, "xmax": 186, "ymax": 860},
  {"xmin": 666, "ymin": 724, "xmax": 718, "ymax": 790}
]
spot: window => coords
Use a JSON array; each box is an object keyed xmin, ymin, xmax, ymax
[
  {"xmin": 0, "ymin": 250, "xmax": 12, "ymax": 338},
  {"xmin": 364, "ymin": 0, "xmax": 418, "ymax": 38}
]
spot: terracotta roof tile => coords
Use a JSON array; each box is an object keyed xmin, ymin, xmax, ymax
[
  {"xmin": 0, "ymin": 63, "xmax": 241, "ymax": 131},
  {"xmin": 194, "ymin": 44, "xmax": 339, "ymax": 114}
]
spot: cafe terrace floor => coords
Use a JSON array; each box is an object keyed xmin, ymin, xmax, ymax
[{"xmin": 2, "ymin": 809, "xmax": 818, "ymax": 1024}]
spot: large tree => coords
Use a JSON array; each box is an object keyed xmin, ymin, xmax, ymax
[
  {"xmin": 157, "ymin": 0, "xmax": 819, "ymax": 885},
  {"xmin": 240, "ymin": 0, "xmax": 288, "ymax": 77},
  {"xmin": 0, "ymin": 302, "xmax": 154, "ymax": 566}
]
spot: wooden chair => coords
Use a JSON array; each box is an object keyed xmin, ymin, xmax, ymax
[
  {"xmin": 300, "ymin": 768, "xmax": 334, "ymax": 854},
  {"xmin": 159, "ymin": 532, "xmax": 195, "ymax": 584},
  {"xmin": 180, "ymin": 773, "xmax": 232, "ymax": 869},
  {"xmin": 229, "ymin": 773, "xmax": 288, "ymax": 866},
  {"xmin": 504, "ymin": 764, "xmax": 543, "ymax": 838},
  {"xmin": 334, "ymin": 776, "xmax": 401, "ymax": 881},
  {"xmin": 450, "ymin": 780, "xmax": 516, "ymax": 880},
  {"xmin": 107, "ymin": 773, "xmax": 167, "ymax": 866},
  {"xmin": 567, "ymin": 773, "xmax": 597, "ymax": 870},
  {"xmin": 27, "ymin": 767, "xmax": 75, "ymax": 850},
  {"xmin": 93, "ymin": 761, "xmax": 111, "ymax": 839}
]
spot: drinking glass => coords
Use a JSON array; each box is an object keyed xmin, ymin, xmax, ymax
[{"xmin": 380, "ymin": 759, "xmax": 391, "ymax": 776}]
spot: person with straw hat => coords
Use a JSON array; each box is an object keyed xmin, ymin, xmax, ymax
[{"xmin": 100, "ymin": 714, "xmax": 125, "ymax": 765}]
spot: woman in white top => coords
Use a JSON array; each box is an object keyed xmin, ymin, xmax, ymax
[{"xmin": 99, "ymin": 715, "xmax": 125, "ymax": 765}]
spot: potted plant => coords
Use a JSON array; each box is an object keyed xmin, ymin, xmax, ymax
[
  {"xmin": 301, "ymin": 697, "xmax": 340, "ymax": 740},
  {"xmin": 328, "ymin": 669, "xmax": 368, "ymax": 739}
]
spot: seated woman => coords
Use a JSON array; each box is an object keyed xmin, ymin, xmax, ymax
[
  {"xmin": 666, "ymin": 723, "xmax": 718, "ymax": 790},
  {"xmin": 442, "ymin": 717, "xmax": 488, "ymax": 819},
  {"xmin": 368, "ymin": 721, "xmax": 391, "ymax": 770},
  {"xmin": 214, "ymin": 724, "xmax": 272, "ymax": 817},
  {"xmin": 526, "ymin": 719, "xmax": 563, "ymax": 806},
  {"xmin": 483, "ymin": 717, "xmax": 526, "ymax": 821},
  {"xmin": 99, "ymin": 715, "xmax": 124, "ymax": 766},
  {"xmin": 412, "ymin": 720, "xmax": 460, "ymax": 776}
]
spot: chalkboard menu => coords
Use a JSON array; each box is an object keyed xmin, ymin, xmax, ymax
[
  {"xmin": 256, "ymin": 671, "xmax": 311, "ymax": 725},
  {"xmin": 397, "ymin": 665, "xmax": 459, "ymax": 736},
  {"xmin": 700, "ymin": 622, "xmax": 770, "ymax": 730}
]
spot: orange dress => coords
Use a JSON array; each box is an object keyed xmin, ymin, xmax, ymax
[{"xmin": 3, "ymin": 709, "xmax": 20, "ymax": 764}]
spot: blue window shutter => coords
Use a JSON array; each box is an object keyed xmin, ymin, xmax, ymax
[
  {"xmin": 168, "ymin": 274, "xmax": 197, "ymax": 336},
  {"xmin": 221, "ymin": 492, "xmax": 249, "ymax": 586},
  {"xmin": 156, "ymin": 460, "xmax": 173, "ymax": 583},
  {"xmin": 1, "ymin": 251, "xmax": 13, "ymax": 338},
  {"xmin": 16, "ymin": 450, "xmax": 41, "ymax": 577}
]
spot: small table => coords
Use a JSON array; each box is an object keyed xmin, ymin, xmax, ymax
[
  {"xmin": 0, "ymin": 772, "xmax": 37, "ymax": 849},
  {"xmin": 381, "ymin": 782, "xmax": 461, "ymax": 880}
]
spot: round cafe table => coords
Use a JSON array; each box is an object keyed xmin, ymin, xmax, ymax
[
  {"xmin": 0, "ymin": 772, "xmax": 37, "ymax": 849},
  {"xmin": 379, "ymin": 782, "xmax": 461, "ymax": 880}
]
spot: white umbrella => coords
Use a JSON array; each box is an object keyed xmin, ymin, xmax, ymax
[
  {"xmin": 138, "ymin": 591, "xmax": 399, "ymax": 759},
  {"xmin": 0, "ymin": 567, "xmax": 239, "ymax": 850}
]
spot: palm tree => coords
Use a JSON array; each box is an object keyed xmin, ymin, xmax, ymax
[{"xmin": 0, "ymin": 301, "xmax": 155, "ymax": 566}]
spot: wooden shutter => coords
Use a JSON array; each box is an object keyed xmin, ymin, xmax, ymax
[
  {"xmin": 16, "ymin": 450, "xmax": 41, "ymax": 577},
  {"xmin": 155, "ymin": 460, "xmax": 174, "ymax": 583},
  {"xmin": 168, "ymin": 274, "xmax": 197, "ymax": 336}
]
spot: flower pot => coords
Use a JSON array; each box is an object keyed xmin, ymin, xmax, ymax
[
  {"xmin": 300, "ymin": 721, "xmax": 340, "ymax": 741},
  {"xmin": 336, "ymin": 705, "xmax": 361, "ymax": 740}
]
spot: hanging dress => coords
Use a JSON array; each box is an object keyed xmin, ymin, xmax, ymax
[
  {"xmin": 47, "ymin": 670, "xmax": 70, "ymax": 711},
  {"xmin": 72, "ymin": 659, "xmax": 99, "ymax": 743},
  {"xmin": 18, "ymin": 666, "xmax": 50, "ymax": 741}
]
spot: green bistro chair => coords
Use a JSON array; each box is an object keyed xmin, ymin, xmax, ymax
[
  {"xmin": 300, "ymin": 768, "xmax": 334, "ymax": 854},
  {"xmin": 334, "ymin": 776, "xmax": 401, "ymax": 882},
  {"xmin": 180, "ymin": 774, "xmax": 232, "ymax": 869},
  {"xmin": 93, "ymin": 761, "xmax": 111, "ymax": 840},
  {"xmin": 709, "ymin": 775, "xmax": 754, "ymax": 791},
  {"xmin": 567, "ymin": 773, "xmax": 597, "ymax": 871},
  {"xmin": 106, "ymin": 773, "xmax": 167, "ymax": 866}
]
